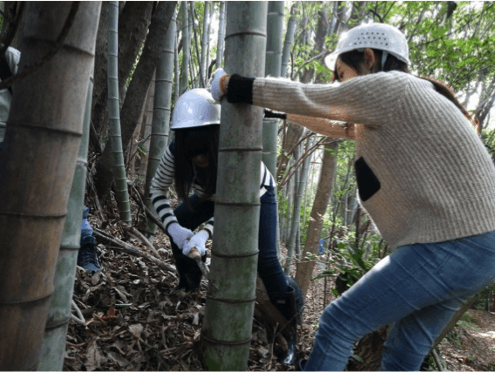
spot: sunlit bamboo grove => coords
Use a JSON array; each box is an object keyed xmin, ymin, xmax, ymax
[{"xmin": 0, "ymin": 1, "xmax": 493, "ymax": 370}]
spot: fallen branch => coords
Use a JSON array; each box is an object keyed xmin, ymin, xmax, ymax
[
  {"xmin": 124, "ymin": 224, "xmax": 159, "ymax": 256},
  {"xmin": 130, "ymin": 192, "xmax": 168, "ymax": 235},
  {"xmin": 71, "ymin": 299, "xmax": 86, "ymax": 325},
  {"xmin": 93, "ymin": 228, "xmax": 176, "ymax": 273},
  {"xmin": 432, "ymin": 349, "xmax": 444, "ymax": 371}
]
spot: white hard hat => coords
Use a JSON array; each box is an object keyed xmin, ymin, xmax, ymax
[
  {"xmin": 325, "ymin": 23, "xmax": 410, "ymax": 71},
  {"xmin": 171, "ymin": 88, "xmax": 221, "ymax": 130}
]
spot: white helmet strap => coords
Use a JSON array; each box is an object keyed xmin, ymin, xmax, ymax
[{"xmin": 381, "ymin": 51, "xmax": 389, "ymax": 71}]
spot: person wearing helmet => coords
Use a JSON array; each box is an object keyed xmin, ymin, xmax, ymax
[
  {"xmin": 211, "ymin": 23, "xmax": 495, "ymax": 371},
  {"xmin": 149, "ymin": 88, "xmax": 304, "ymax": 365}
]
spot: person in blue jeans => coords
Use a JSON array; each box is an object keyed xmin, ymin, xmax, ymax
[
  {"xmin": 77, "ymin": 206, "xmax": 100, "ymax": 274},
  {"xmin": 211, "ymin": 22, "xmax": 495, "ymax": 371},
  {"xmin": 150, "ymin": 89, "xmax": 304, "ymax": 365}
]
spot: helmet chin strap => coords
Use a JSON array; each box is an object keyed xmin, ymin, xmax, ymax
[{"xmin": 381, "ymin": 51, "xmax": 389, "ymax": 71}]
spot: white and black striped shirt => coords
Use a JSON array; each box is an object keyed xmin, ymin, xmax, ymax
[{"xmin": 150, "ymin": 142, "xmax": 275, "ymax": 238}]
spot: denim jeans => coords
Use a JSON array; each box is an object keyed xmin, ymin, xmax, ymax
[
  {"xmin": 305, "ymin": 231, "xmax": 495, "ymax": 371},
  {"xmin": 172, "ymin": 186, "xmax": 288, "ymax": 294}
]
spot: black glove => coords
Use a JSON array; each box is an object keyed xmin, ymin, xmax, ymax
[{"xmin": 264, "ymin": 109, "xmax": 287, "ymax": 120}]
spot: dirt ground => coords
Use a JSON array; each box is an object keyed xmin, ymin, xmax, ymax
[{"xmin": 64, "ymin": 209, "xmax": 495, "ymax": 371}]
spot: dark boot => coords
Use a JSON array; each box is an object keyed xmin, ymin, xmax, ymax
[
  {"xmin": 268, "ymin": 277, "xmax": 304, "ymax": 365},
  {"xmin": 77, "ymin": 235, "xmax": 100, "ymax": 274},
  {"xmin": 172, "ymin": 252, "xmax": 205, "ymax": 291}
]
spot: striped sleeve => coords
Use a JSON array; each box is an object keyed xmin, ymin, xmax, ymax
[
  {"xmin": 260, "ymin": 162, "xmax": 275, "ymax": 196},
  {"xmin": 150, "ymin": 144, "xmax": 178, "ymax": 230}
]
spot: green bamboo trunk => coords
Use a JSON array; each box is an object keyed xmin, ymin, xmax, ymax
[
  {"xmin": 263, "ymin": 1, "xmax": 284, "ymax": 177},
  {"xmin": 107, "ymin": 1, "xmax": 131, "ymax": 225},
  {"xmin": 286, "ymin": 138, "xmax": 313, "ymax": 274},
  {"xmin": 0, "ymin": 3, "xmax": 100, "ymax": 370},
  {"xmin": 202, "ymin": 2, "xmax": 267, "ymax": 370},
  {"xmin": 180, "ymin": 2, "xmax": 190, "ymax": 95},
  {"xmin": 215, "ymin": 1, "xmax": 226, "ymax": 68},
  {"xmin": 143, "ymin": 11, "xmax": 176, "ymax": 240},
  {"xmin": 264, "ymin": 2, "xmax": 284, "ymax": 257},
  {"xmin": 200, "ymin": 2, "xmax": 210, "ymax": 86},
  {"xmin": 38, "ymin": 76, "xmax": 94, "ymax": 371},
  {"xmin": 281, "ymin": 8, "xmax": 297, "ymax": 78}
]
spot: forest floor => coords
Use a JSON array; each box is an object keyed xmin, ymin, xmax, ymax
[{"xmin": 64, "ymin": 204, "xmax": 495, "ymax": 371}]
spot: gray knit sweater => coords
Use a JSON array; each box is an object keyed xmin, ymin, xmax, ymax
[{"xmin": 228, "ymin": 71, "xmax": 495, "ymax": 249}]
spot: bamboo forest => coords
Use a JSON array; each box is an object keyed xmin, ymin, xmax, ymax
[{"xmin": 0, "ymin": 2, "xmax": 494, "ymax": 371}]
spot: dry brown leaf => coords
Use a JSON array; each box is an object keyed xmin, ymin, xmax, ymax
[
  {"xmin": 107, "ymin": 350, "xmax": 130, "ymax": 367},
  {"xmin": 192, "ymin": 312, "xmax": 200, "ymax": 326},
  {"xmin": 129, "ymin": 323, "xmax": 144, "ymax": 339},
  {"xmin": 84, "ymin": 340, "xmax": 105, "ymax": 371}
]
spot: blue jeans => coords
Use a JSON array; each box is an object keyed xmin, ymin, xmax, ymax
[
  {"xmin": 172, "ymin": 186, "xmax": 288, "ymax": 294},
  {"xmin": 305, "ymin": 231, "xmax": 495, "ymax": 371}
]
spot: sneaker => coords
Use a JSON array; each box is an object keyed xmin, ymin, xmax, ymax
[{"xmin": 77, "ymin": 235, "xmax": 100, "ymax": 274}]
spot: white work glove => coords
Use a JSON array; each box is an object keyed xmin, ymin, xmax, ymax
[
  {"xmin": 211, "ymin": 68, "xmax": 229, "ymax": 101},
  {"xmin": 183, "ymin": 230, "xmax": 209, "ymax": 257},
  {"xmin": 167, "ymin": 222, "xmax": 194, "ymax": 250}
]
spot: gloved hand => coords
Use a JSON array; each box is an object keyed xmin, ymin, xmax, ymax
[
  {"xmin": 183, "ymin": 230, "xmax": 209, "ymax": 257},
  {"xmin": 264, "ymin": 109, "xmax": 287, "ymax": 120},
  {"xmin": 167, "ymin": 223, "xmax": 194, "ymax": 250},
  {"xmin": 211, "ymin": 68, "xmax": 230, "ymax": 101}
]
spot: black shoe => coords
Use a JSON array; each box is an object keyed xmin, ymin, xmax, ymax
[
  {"xmin": 173, "ymin": 252, "xmax": 204, "ymax": 291},
  {"xmin": 77, "ymin": 235, "xmax": 101, "ymax": 274},
  {"xmin": 268, "ymin": 278, "xmax": 305, "ymax": 365}
]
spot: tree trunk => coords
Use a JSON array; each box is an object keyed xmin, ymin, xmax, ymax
[
  {"xmin": 90, "ymin": 2, "xmax": 154, "ymax": 154},
  {"xmin": 200, "ymin": 2, "xmax": 210, "ymax": 87},
  {"xmin": 143, "ymin": 11, "xmax": 176, "ymax": 241},
  {"xmin": 276, "ymin": 120, "xmax": 304, "ymax": 182},
  {"xmin": 0, "ymin": 3, "xmax": 100, "ymax": 369},
  {"xmin": 215, "ymin": 2, "xmax": 226, "ymax": 69},
  {"xmin": 38, "ymin": 72, "xmax": 94, "ymax": 372},
  {"xmin": 263, "ymin": 1, "xmax": 284, "ymax": 177},
  {"xmin": 295, "ymin": 140, "xmax": 338, "ymax": 297},
  {"xmin": 180, "ymin": 1, "xmax": 190, "ymax": 95},
  {"xmin": 107, "ymin": 1, "xmax": 131, "ymax": 225},
  {"xmin": 285, "ymin": 138, "xmax": 312, "ymax": 274},
  {"xmin": 201, "ymin": 3, "xmax": 267, "ymax": 370},
  {"xmin": 94, "ymin": 2, "xmax": 176, "ymax": 205},
  {"xmin": 264, "ymin": 1, "xmax": 284, "ymax": 258},
  {"xmin": 281, "ymin": 7, "xmax": 297, "ymax": 79},
  {"xmin": 136, "ymin": 74, "xmax": 155, "ymax": 177},
  {"xmin": 174, "ymin": 17, "xmax": 180, "ymax": 102}
]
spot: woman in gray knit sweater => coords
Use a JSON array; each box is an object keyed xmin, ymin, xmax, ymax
[{"xmin": 212, "ymin": 23, "xmax": 495, "ymax": 371}]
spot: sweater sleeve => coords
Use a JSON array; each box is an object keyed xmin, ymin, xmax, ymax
[
  {"xmin": 286, "ymin": 114, "xmax": 364, "ymax": 141},
  {"xmin": 228, "ymin": 71, "xmax": 408, "ymax": 129},
  {"xmin": 150, "ymin": 143, "xmax": 179, "ymax": 231}
]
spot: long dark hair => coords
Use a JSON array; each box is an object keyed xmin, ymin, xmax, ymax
[
  {"xmin": 335, "ymin": 49, "xmax": 477, "ymax": 126},
  {"xmin": 173, "ymin": 125, "xmax": 219, "ymax": 211}
]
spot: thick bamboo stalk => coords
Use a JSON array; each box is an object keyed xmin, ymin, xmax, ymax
[
  {"xmin": 215, "ymin": 1, "xmax": 226, "ymax": 69},
  {"xmin": 39, "ymin": 74, "xmax": 94, "ymax": 372},
  {"xmin": 200, "ymin": 2, "xmax": 210, "ymax": 87},
  {"xmin": 143, "ymin": 11, "xmax": 176, "ymax": 241},
  {"xmin": 107, "ymin": 1, "xmax": 131, "ymax": 225},
  {"xmin": 190, "ymin": 2, "xmax": 203, "ymax": 88},
  {"xmin": 180, "ymin": 2, "xmax": 190, "ymax": 95},
  {"xmin": 264, "ymin": 2, "xmax": 284, "ymax": 258},
  {"xmin": 174, "ymin": 22, "xmax": 180, "ymax": 102},
  {"xmin": 202, "ymin": 2, "xmax": 267, "ymax": 370},
  {"xmin": 281, "ymin": 6, "xmax": 297, "ymax": 78},
  {"xmin": 285, "ymin": 138, "xmax": 312, "ymax": 274},
  {"xmin": 0, "ymin": 3, "xmax": 100, "ymax": 370},
  {"xmin": 263, "ymin": 1, "xmax": 284, "ymax": 177}
]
